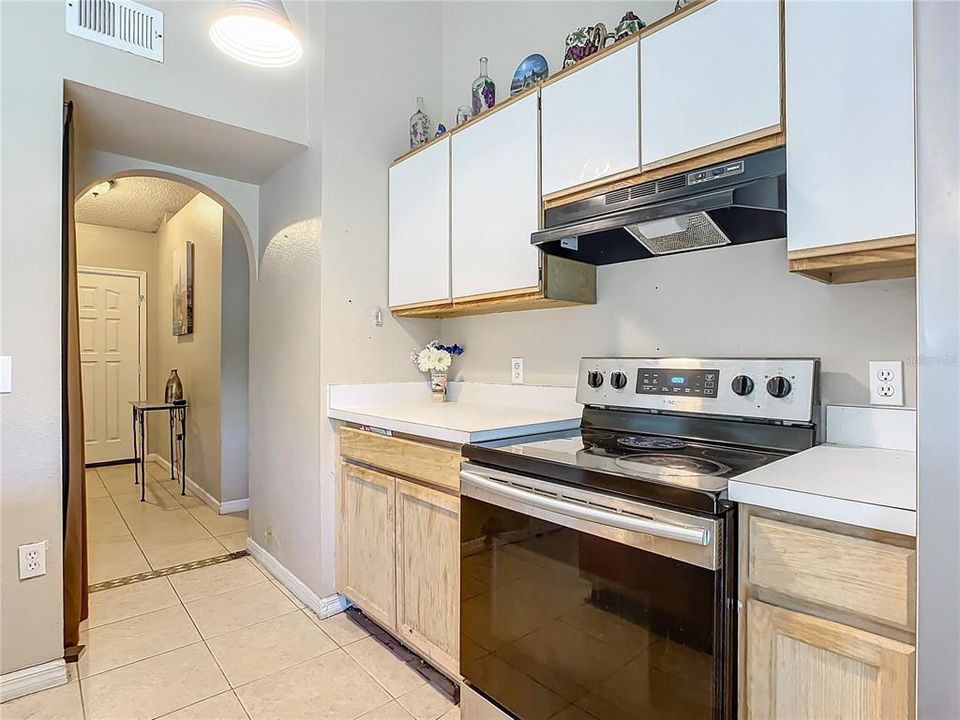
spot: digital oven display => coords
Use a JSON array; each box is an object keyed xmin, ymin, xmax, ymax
[{"xmin": 637, "ymin": 368, "xmax": 720, "ymax": 397}]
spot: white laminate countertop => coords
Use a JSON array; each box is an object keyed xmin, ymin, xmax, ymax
[
  {"xmin": 326, "ymin": 381, "xmax": 581, "ymax": 444},
  {"xmin": 729, "ymin": 444, "xmax": 917, "ymax": 536}
]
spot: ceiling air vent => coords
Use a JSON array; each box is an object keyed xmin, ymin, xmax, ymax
[{"xmin": 65, "ymin": 0, "xmax": 163, "ymax": 62}]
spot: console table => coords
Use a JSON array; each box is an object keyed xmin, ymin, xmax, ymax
[{"xmin": 131, "ymin": 401, "xmax": 188, "ymax": 502}]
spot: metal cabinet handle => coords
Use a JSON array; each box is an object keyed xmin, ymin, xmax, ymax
[{"xmin": 460, "ymin": 470, "xmax": 710, "ymax": 546}]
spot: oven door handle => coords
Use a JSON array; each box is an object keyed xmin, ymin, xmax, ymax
[{"xmin": 459, "ymin": 470, "xmax": 710, "ymax": 546}]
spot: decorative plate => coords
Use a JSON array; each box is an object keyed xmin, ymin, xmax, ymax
[{"xmin": 510, "ymin": 53, "xmax": 549, "ymax": 96}]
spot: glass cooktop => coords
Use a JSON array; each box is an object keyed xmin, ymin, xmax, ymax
[{"xmin": 479, "ymin": 428, "xmax": 787, "ymax": 494}]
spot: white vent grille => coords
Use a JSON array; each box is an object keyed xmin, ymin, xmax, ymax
[{"xmin": 66, "ymin": 0, "xmax": 163, "ymax": 62}]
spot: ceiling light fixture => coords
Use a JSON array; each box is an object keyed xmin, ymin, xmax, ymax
[
  {"xmin": 210, "ymin": 0, "xmax": 303, "ymax": 69},
  {"xmin": 90, "ymin": 180, "xmax": 115, "ymax": 198}
]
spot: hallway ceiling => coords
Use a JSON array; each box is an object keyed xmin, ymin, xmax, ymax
[{"xmin": 75, "ymin": 176, "xmax": 198, "ymax": 233}]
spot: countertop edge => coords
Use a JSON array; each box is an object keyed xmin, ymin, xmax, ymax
[
  {"xmin": 328, "ymin": 408, "xmax": 580, "ymax": 445},
  {"xmin": 728, "ymin": 479, "xmax": 917, "ymax": 537}
]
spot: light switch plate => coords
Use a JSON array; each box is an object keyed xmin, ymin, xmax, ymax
[
  {"xmin": 0, "ymin": 356, "xmax": 11, "ymax": 393},
  {"xmin": 869, "ymin": 361, "xmax": 904, "ymax": 406}
]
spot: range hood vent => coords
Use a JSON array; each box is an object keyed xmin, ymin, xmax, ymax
[{"xmin": 533, "ymin": 148, "xmax": 786, "ymax": 266}]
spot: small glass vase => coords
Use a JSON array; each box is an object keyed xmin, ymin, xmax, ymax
[
  {"xmin": 430, "ymin": 370, "xmax": 448, "ymax": 403},
  {"xmin": 471, "ymin": 57, "xmax": 496, "ymax": 116},
  {"xmin": 409, "ymin": 96, "xmax": 430, "ymax": 149}
]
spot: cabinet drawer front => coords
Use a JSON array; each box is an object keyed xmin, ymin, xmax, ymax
[
  {"xmin": 339, "ymin": 427, "xmax": 461, "ymax": 491},
  {"xmin": 749, "ymin": 517, "xmax": 915, "ymax": 628}
]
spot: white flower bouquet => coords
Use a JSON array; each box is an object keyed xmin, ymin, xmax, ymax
[{"xmin": 410, "ymin": 340, "xmax": 464, "ymax": 402}]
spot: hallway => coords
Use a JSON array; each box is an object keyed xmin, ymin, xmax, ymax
[{"xmin": 87, "ymin": 462, "xmax": 247, "ymax": 584}]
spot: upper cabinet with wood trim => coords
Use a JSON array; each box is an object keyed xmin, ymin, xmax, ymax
[
  {"xmin": 784, "ymin": 0, "xmax": 916, "ymax": 283},
  {"xmin": 640, "ymin": 0, "xmax": 782, "ymax": 170},
  {"xmin": 388, "ymin": 138, "xmax": 450, "ymax": 308},
  {"xmin": 451, "ymin": 93, "xmax": 541, "ymax": 299},
  {"xmin": 540, "ymin": 39, "xmax": 640, "ymax": 199}
]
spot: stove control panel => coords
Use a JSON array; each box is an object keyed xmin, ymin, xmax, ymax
[
  {"xmin": 637, "ymin": 368, "xmax": 720, "ymax": 398},
  {"xmin": 577, "ymin": 358, "xmax": 820, "ymax": 424}
]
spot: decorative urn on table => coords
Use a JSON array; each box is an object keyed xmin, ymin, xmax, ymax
[
  {"xmin": 411, "ymin": 341, "xmax": 464, "ymax": 403},
  {"xmin": 164, "ymin": 369, "xmax": 184, "ymax": 403}
]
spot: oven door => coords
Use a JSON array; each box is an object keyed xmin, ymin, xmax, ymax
[{"xmin": 459, "ymin": 462, "xmax": 735, "ymax": 720}]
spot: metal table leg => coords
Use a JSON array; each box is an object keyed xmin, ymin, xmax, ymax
[
  {"xmin": 178, "ymin": 407, "xmax": 187, "ymax": 496},
  {"xmin": 139, "ymin": 410, "xmax": 146, "ymax": 502},
  {"xmin": 169, "ymin": 410, "xmax": 175, "ymax": 481},
  {"xmin": 132, "ymin": 406, "xmax": 140, "ymax": 487}
]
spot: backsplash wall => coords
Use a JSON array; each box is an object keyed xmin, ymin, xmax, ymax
[{"xmin": 440, "ymin": 240, "xmax": 918, "ymax": 407}]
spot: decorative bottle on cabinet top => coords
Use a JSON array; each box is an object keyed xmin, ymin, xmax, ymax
[
  {"xmin": 409, "ymin": 96, "xmax": 431, "ymax": 149},
  {"xmin": 471, "ymin": 57, "xmax": 496, "ymax": 116}
]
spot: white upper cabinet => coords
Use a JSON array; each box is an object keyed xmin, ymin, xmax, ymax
[
  {"xmin": 388, "ymin": 138, "xmax": 450, "ymax": 308},
  {"xmin": 451, "ymin": 93, "xmax": 541, "ymax": 299},
  {"xmin": 541, "ymin": 41, "xmax": 640, "ymax": 197},
  {"xmin": 641, "ymin": 0, "xmax": 782, "ymax": 168},
  {"xmin": 785, "ymin": 0, "xmax": 915, "ymax": 253}
]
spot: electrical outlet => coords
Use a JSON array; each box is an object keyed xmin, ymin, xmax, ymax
[
  {"xmin": 869, "ymin": 361, "xmax": 904, "ymax": 406},
  {"xmin": 511, "ymin": 357, "xmax": 524, "ymax": 385},
  {"xmin": 18, "ymin": 541, "xmax": 46, "ymax": 580}
]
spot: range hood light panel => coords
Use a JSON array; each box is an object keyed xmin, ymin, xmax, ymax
[{"xmin": 630, "ymin": 216, "xmax": 689, "ymax": 239}]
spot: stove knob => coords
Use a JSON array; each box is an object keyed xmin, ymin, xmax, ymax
[
  {"xmin": 731, "ymin": 375, "xmax": 754, "ymax": 396},
  {"xmin": 766, "ymin": 376, "xmax": 792, "ymax": 398},
  {"xmin": 610, "ymin": 371, "xmax": 628, "ymax": 390},
  {"xmin": 587, "ymin": 371, "xmax": 604, "ymax": 389}
]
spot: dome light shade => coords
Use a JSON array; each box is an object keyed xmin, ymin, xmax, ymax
[
  {"xmin": 90, "ymin": 180, "xmax": 115, "ymax": 197},
  {"xmin": 210, "ymin": 0, "xmax": 303, "ymax": 68}
]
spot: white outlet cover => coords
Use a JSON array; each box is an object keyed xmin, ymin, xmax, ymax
[
  {"xmin": 511, "ymin": 357, "xmax": 524, "ymax": 385},
  {"xmin": 869, "ymin": 361, "xmax": 904, "ymax": 407},
  {"xmin": 18, "ymin": 541, "xmax": 46, "ymax": 580}
]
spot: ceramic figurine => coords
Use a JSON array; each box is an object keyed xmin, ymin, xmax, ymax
[
  {"xmin": 613, "ymin": 11, "xmax": 645, "ymax": 41},
  {"xmin": 471, "ymin": 57, "xmax": 496, "ymax": 115},
  {"xmin": 435, "ymin": 123, "xmax": 447, "ymax": 138},
  {"xmin": 409, "ymin": 96, "xmax": 430, "ymax": 149},
  {"xmin": 563, "ymin": 23, "xmax": 612, "ymax": 68},
  {"xmin": 510, "ymin": 53, "xmax": 549, "ymax": 96}
]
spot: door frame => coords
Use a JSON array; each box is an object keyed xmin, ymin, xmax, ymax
[{"xmin": 77, "ymin": 265, "xmax": 148, "ymax": 403}]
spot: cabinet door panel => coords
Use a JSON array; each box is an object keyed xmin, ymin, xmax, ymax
[
  {"xmin": 641, "ymin": 0, "xmax": 781, "ymax": 168},
  {"xmin": 389, "ymin": 139, "xmax": 450, "ymax": 307},
  {"xmin": 451, "ymin": 94, "xmax": 540, "ymax": 299},
  {"xmin": 395, "ymin": 479, "xmax": 459, "ymax": 677},
  {"xmin": 785, "ymin": 0, "xmax": 915, "ymax": 252},
  {"xmin": 337, "ymin": 463, "xmax": 397, "ymax": 630},
  {"xmin": 746, "ymin": 601, "xmax": 915, "ymax": 720},
  {"xmin": 541, "ymin": 41, "xmax": 640, "ymax": 196}
]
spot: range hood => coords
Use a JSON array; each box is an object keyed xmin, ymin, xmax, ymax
[{"xmin": 533, "ymin": 148, "xmax": 786, "ymax": 265}]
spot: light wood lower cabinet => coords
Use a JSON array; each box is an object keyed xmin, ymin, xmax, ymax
[
  {"xmin": 336, "ymin": 464, "xmax": 397, "ymax": 630},
  {"xmin": 740, "ymin": 505, "xmax": 916, "ymax": 719},
  {"xmin": 336, "ymin": 428, "xmax": 462, "ymax": 679},
  {"xmin": 396, "ymin": 479, "xmax": 460, "ymax": 678},
  {"xmin": 747, "ymin": 601, "xmax": 915, "ymax": 720}
]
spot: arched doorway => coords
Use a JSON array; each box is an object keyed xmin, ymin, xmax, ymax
[{"xmin": 74, "ymin": 174, "xmax": 251, "ymax": 589}]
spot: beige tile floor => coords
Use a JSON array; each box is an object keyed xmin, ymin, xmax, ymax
[
  {"xmin": 85, "ymin": 462, "xmax": 248, "ymax": 583},
  {"xmin": 2, "ymin": 555, "xmax": 460, "ymax": 720}
]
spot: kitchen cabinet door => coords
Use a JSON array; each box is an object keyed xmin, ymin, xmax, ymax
[
  {"xmin": 746, "ymin": 600, "xmax": 915, "ymax": 720},
  {"xmin": 336, "ymin": 463, "xmax": 397, "ymax": 630},
  {"xmin": 451, "ymin": 93, "xmax": 540, "ymax": 299},
  {"xmin": 388, "ymin": 138, "xmax": 450, "ymax": 308},
  {"xmin": 395, "ymin": 479, "xmax": 460, "ymax": 677},
  {"xmin": 640, "ymin": 0, "xmax": 781, "ymax": 169},
  {"xmin": 785, "ymin": 0, "xmax": 915, "ymax": 253},
  {"xmin": 541, "ymin": 41, "xmax": 640, "ymax": 197}
]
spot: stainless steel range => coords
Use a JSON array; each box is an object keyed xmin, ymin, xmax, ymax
[{"xmin": 459, "ymin": 358, "xmax": 820, "ymax": 720}]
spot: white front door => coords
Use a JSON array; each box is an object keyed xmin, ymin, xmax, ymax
[{"xmin": 78, "ymin": 270, "xmax": 144, "ymax": 464}]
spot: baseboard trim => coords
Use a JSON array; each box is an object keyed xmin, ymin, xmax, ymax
[
  {"xmin": 246, "ymin": 538, "xmax": 347, "ymax": 620},
  {"xmin": 146, "ymin": 454, "xmax": 249, "ymax": 515},
  {"xmin": 0, "ymin": 659, "xmax": 67, "ymax": 704}
]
